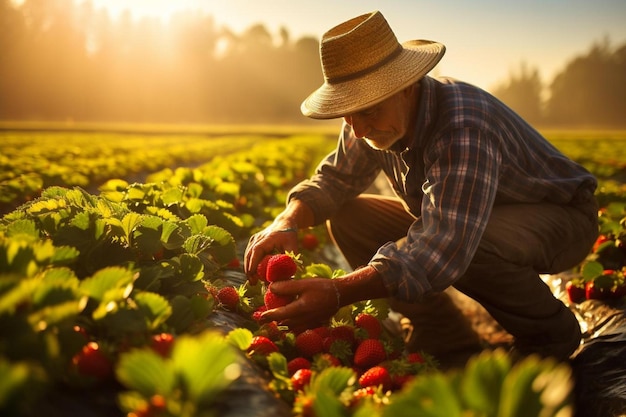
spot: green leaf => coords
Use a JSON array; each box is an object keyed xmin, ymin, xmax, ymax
[
  {"xmin": 311, "ymin": 367, "xmax": 356, "ymax": 395},
  {"xmin": 121, "ymin": 213, "xmax": 143, "ymax": 244},
  {"xmin": 0, "ymin": 278, "xmax": 39, "ymax": 314},
  {"xmin": 134, "ymin": 292, "xmax": 172, "ymax": 330},
  {"xmin": 179, "ymin": 253, "xmax": 204, "ymax": 282},
  {"xmin": 226, "ymin": 328, "xmax": 253, "ymax": 351},
  {"xmin": 581, "ymin": 261, "xmax": 604, "ymax": 281},
  {"xmin": 116, "ymin": 349, "xmax": 175, "ymax": 396},
  {"xmin": 79, "ymin": 267, "xmax": 136, "ymax": 301},
  {"xmin": 4, "ymin": 219, "xmax": 39, "ymax": 239},
  {"xmin": 172, "ymin": 331, "xmax": 240, "ymax": 404},
  {"xmin": 384, "ymin": 373, "xmax": 462, "ymax": 417},
  {"xmin": 165, "ymin": 295, "xmax": 195, "ymax": 333},
  {"xmin": 186, "ymin": 214, "xmax": 208, "ymax": 235},
  {"xmin": 460, "ymin": 349, "xmax": 511, "ymax": 415}
]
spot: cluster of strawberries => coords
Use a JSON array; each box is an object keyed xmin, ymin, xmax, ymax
[{"xmin": 216, "ymin": 253, "xmax": 436, "ymax": 401}]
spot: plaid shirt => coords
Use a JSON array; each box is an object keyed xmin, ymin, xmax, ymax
[{"xmin": 288, "ymin": 76, "xmax": 597, "ymax": 302}]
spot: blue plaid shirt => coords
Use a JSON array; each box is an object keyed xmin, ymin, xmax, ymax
[{"xmin": 288, "ymin": 76, "xmax": 597, "ymax": 302}]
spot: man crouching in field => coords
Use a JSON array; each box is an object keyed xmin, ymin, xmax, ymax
[{"xmin": 244, "ymin": 10, "xmax": 598, "ymax": 362}]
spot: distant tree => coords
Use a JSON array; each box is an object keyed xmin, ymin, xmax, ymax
[
  {"xmin": 546, "ymin": 38, "xmax": 626, "ymax": 127},
  {"xmin": 492, "ymin": 62, "xmax": 543, "ymax": 125}
]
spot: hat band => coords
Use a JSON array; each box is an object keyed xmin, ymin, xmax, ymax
[{"xmin": 326, "ymin": 44, "xmax": 403, "ymax": 84}]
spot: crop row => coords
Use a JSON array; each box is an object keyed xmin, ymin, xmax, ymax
[{"xmin": 0, "ymin": 131, "xmax": 625, "ymax": 417}]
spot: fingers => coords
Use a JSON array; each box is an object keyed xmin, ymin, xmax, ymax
[{"xmin": 243, "ymin": 228, "xmax": 299, "ymax": 281}]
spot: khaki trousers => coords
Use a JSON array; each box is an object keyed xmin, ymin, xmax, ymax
[{"xmin": 327, "ymin": 194, "xmax": 598, "ymax": 361}]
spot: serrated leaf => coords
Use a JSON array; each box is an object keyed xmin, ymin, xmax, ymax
[
  {"xmin": 116, "ymin": 349, "xmax": 175, "ymax": 396},
  {"xmin": 384, "ymin": 373, "xmax": 462, "ymax": 417},
  {"xmin": 134, "ymin": 292, "xmax": 172, "ymax": 330},
  {"xmin": 79, "ymin": 267, "xmax": 136, "ymax": 301},
  {"xmin": 165, "ymin": 295, "xmax": 195, "ymax": 333},
  {"xmin": 5, "ymin": 219, "xmax": 39, "ymax": 239},
  {"xmin": 172, "ymin": 331, "xmax": 240, "ymax": 404},
  {"xmin": 267, "ymin": 352, "xmax": 289, "ymax": 380},
  {"xmin": 312, "ymin": 389, "xmax": 346, "ymax": 417},
  {"xmin": 460, "ymin": 349, "xmax": 511, "ymax": 415},
  {"xmin": 186, "ymin": 214, "xmax": 208, "ymax": 234},
  {"xmin": 304, "ymin": 263, "xmax": 334, "ymax": 279},
  {"xmin": 226, "ymin": 328, "xmax": 253, "ymax": 350},
  {"xmin": 311, "ymin": 367, "xmax": 356, "ymax": 395},
  {"xmin": 0, "ymin": 278, "xmax": 39, "ymax": 314}
]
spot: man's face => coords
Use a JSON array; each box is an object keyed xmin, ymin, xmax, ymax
[{"xmin": 343, "ymin": 86, "xmax": 415, "ymax": 150}]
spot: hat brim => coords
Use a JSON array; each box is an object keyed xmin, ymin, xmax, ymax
[{"xmin": 301, "ymin": 40, "xmax": 445, "ymax": 119}]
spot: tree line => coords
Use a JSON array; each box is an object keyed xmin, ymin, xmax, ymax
[{"xmin": 1, "ymin": 0, "xmax": 625, "ymax": 128}]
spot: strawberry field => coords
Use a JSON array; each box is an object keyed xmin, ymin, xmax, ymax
[{"xmin": 1, "ymin": 127, "xmax": 626, "ymax": 417}]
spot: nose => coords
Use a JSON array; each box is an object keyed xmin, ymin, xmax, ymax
[{"xmin": 345, "ymin": 114, "xmax": 370, "ymax": 139}]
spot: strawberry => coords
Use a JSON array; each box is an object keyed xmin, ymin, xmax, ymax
[
  {"xmin": 264, "ymin": 284, "xmax": 294, "ymax": 309},
  {"xmin": 353, "ymin": 339, "xmax": 386, "ymax": 368},
  {"xmin": 330, "ymin": 325, "xmax": 356, "ymax": 348},
  {"xmin": 257, "ymin": 255, "xmax": 272, "ymax": 282},
  {"xmin": 586, "ymin": 274, "xmax": 614, "ymax": 300},
  {"xmin": 291, "ymin": 368, "xmax": 313, "ymax": 392},
  {"xmin": 312, "ymin": 326, "xmax": 331, "ymax": 340},
  {"xmin": 217, "ymin": 286, "xmax": 239, "ymax": 311},
  {"xmin": 407, "ymin": 352, "xmax": 425, "ymax": 364},
  {"xmin": 72, "ymin": 342, "xmax": 113, "ymax": 380},
  {"xmin": 355, "ymin": 313, "xmax": 382, "ymax": 339},
  {"xmin": 295, "ymin": 329, "xmax": 325, "ymax": 358},
  {"xmin": 358, "ymin": 366, "xmax": 392, "ymax": 391},
  {"xmin": 287, "ymin": 357, "xmax": 311, "ymax": 376},
  {"xmin": 266, "ymin": 254, "xmax": 297, "ymax": 282},
  {"xmin": 301, "ymin": 233, "xmax": 319, "ymax": 251},
  {"xmin": 313, "ymin": 353, "xmax": 341, "ymax": 370},
  {"xmin": 248, "ymin": 336, "xmax": 279, "ymax": 356},
  {"xmin": 566, "ymin": 280, "xmax": 587, "ymax": 304},
  {"xmin": 252, "ymin": 306, "xmax": 268, "ymax": 322},
  {"xmin": 258, "ymin": 321, "xmax": 285, "ymax": 341},
  {"xmin": 150, "ymin": 332, "xmax": 175, "ymax": 357}
]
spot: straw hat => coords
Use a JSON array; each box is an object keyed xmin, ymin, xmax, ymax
[{"xmin": 301, "ymin": 11, "xmax": 446, "ymax": 119}]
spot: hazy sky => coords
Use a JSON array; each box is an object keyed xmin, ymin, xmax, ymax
[{"xmin": 78, "ymin": 0, "xmax": 626, "ymax": 92}]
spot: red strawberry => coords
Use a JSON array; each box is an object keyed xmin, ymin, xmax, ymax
[
  {"xmin": 72, "ymin": 342, "xmax": 113, "ymax": 380},
  {"xmin": 151, "ymin": 333, "xmax": 175, "ymax": 357},
  {"xmin": 407, "ymin": 352, "xmax": 425, "ymax": 364},
  {"xmin": 301, "ymin": 233, "xmax": 319, "ymax": 251},
  {"xmin": 258, "ymin": 321, "xmax": 285, "ymax": 341},
  {"xmin": 312, "ymin": 326, "xmax": 331, "ymax": 340},
  {"xmin": 217, "ymin": 286, "xmax": 239, "ymax": 311},
  {"xmin": 264, "ymin": 284, "xmax": 294, "ymax": 309},
  {"xmin": 566, "ymin": 280, "xmax": 587, "ymax": 304},
  {"xmin": 330, "ymin": 325, "xmax": 356, "ymax": 348},
  {"xmin": 248, "ymin": 336, "xmax": 279, "ymax": 356},
  {"xmin": 287, "ymin": 357, "xmax": 311, "ymax": 376},
  {"xmin": 355, "ymin": 313, "xmax": 382, "ymax": 339},
  {"xmin": 354, "ymin": 339, "xmax": 386, "ymax": 368},
  {"xmin": 586, "ymin": 274, "xmax": 614, "ymax": 300},
  {"xmin": 257, "ymin": 255, "xmax": 272, "ymax": 282},
  {"xmin": 266, "ymin": 254, "xmax": 297, "ymax": 282},
  {"xmin": 358, "ymin": 366, "xmax": 392, "ymax": 391},
  {"xmin": 295, "ymin": 329, "xmax": 325, "ymax": 358},
  {"xmin": 313, "ymin": 353, "xmax": 341, "ymax": 370},
  {"xmin": 252, "ymin": 306, "xmax": 268, "ymax": 322},
  {"xmin": 291, "ymin": 368, "xmax": 313, "ymax": 392}
]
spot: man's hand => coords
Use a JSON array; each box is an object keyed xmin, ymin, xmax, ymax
[
  {"xmin": 244, "ymin": 200, "xmax": 315, "ymax": 285},
  {"xmin": 244, "ymin": 225, "xmax": 299, "ymax": 285},
  {"xmin": 259, "ymin": 278, "xmax": 340, "ymax": 333}
]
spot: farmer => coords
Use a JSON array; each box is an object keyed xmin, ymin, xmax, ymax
[{"xmin": 244, "ymin": 10, "xmax": 598, "ymax": 361}]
